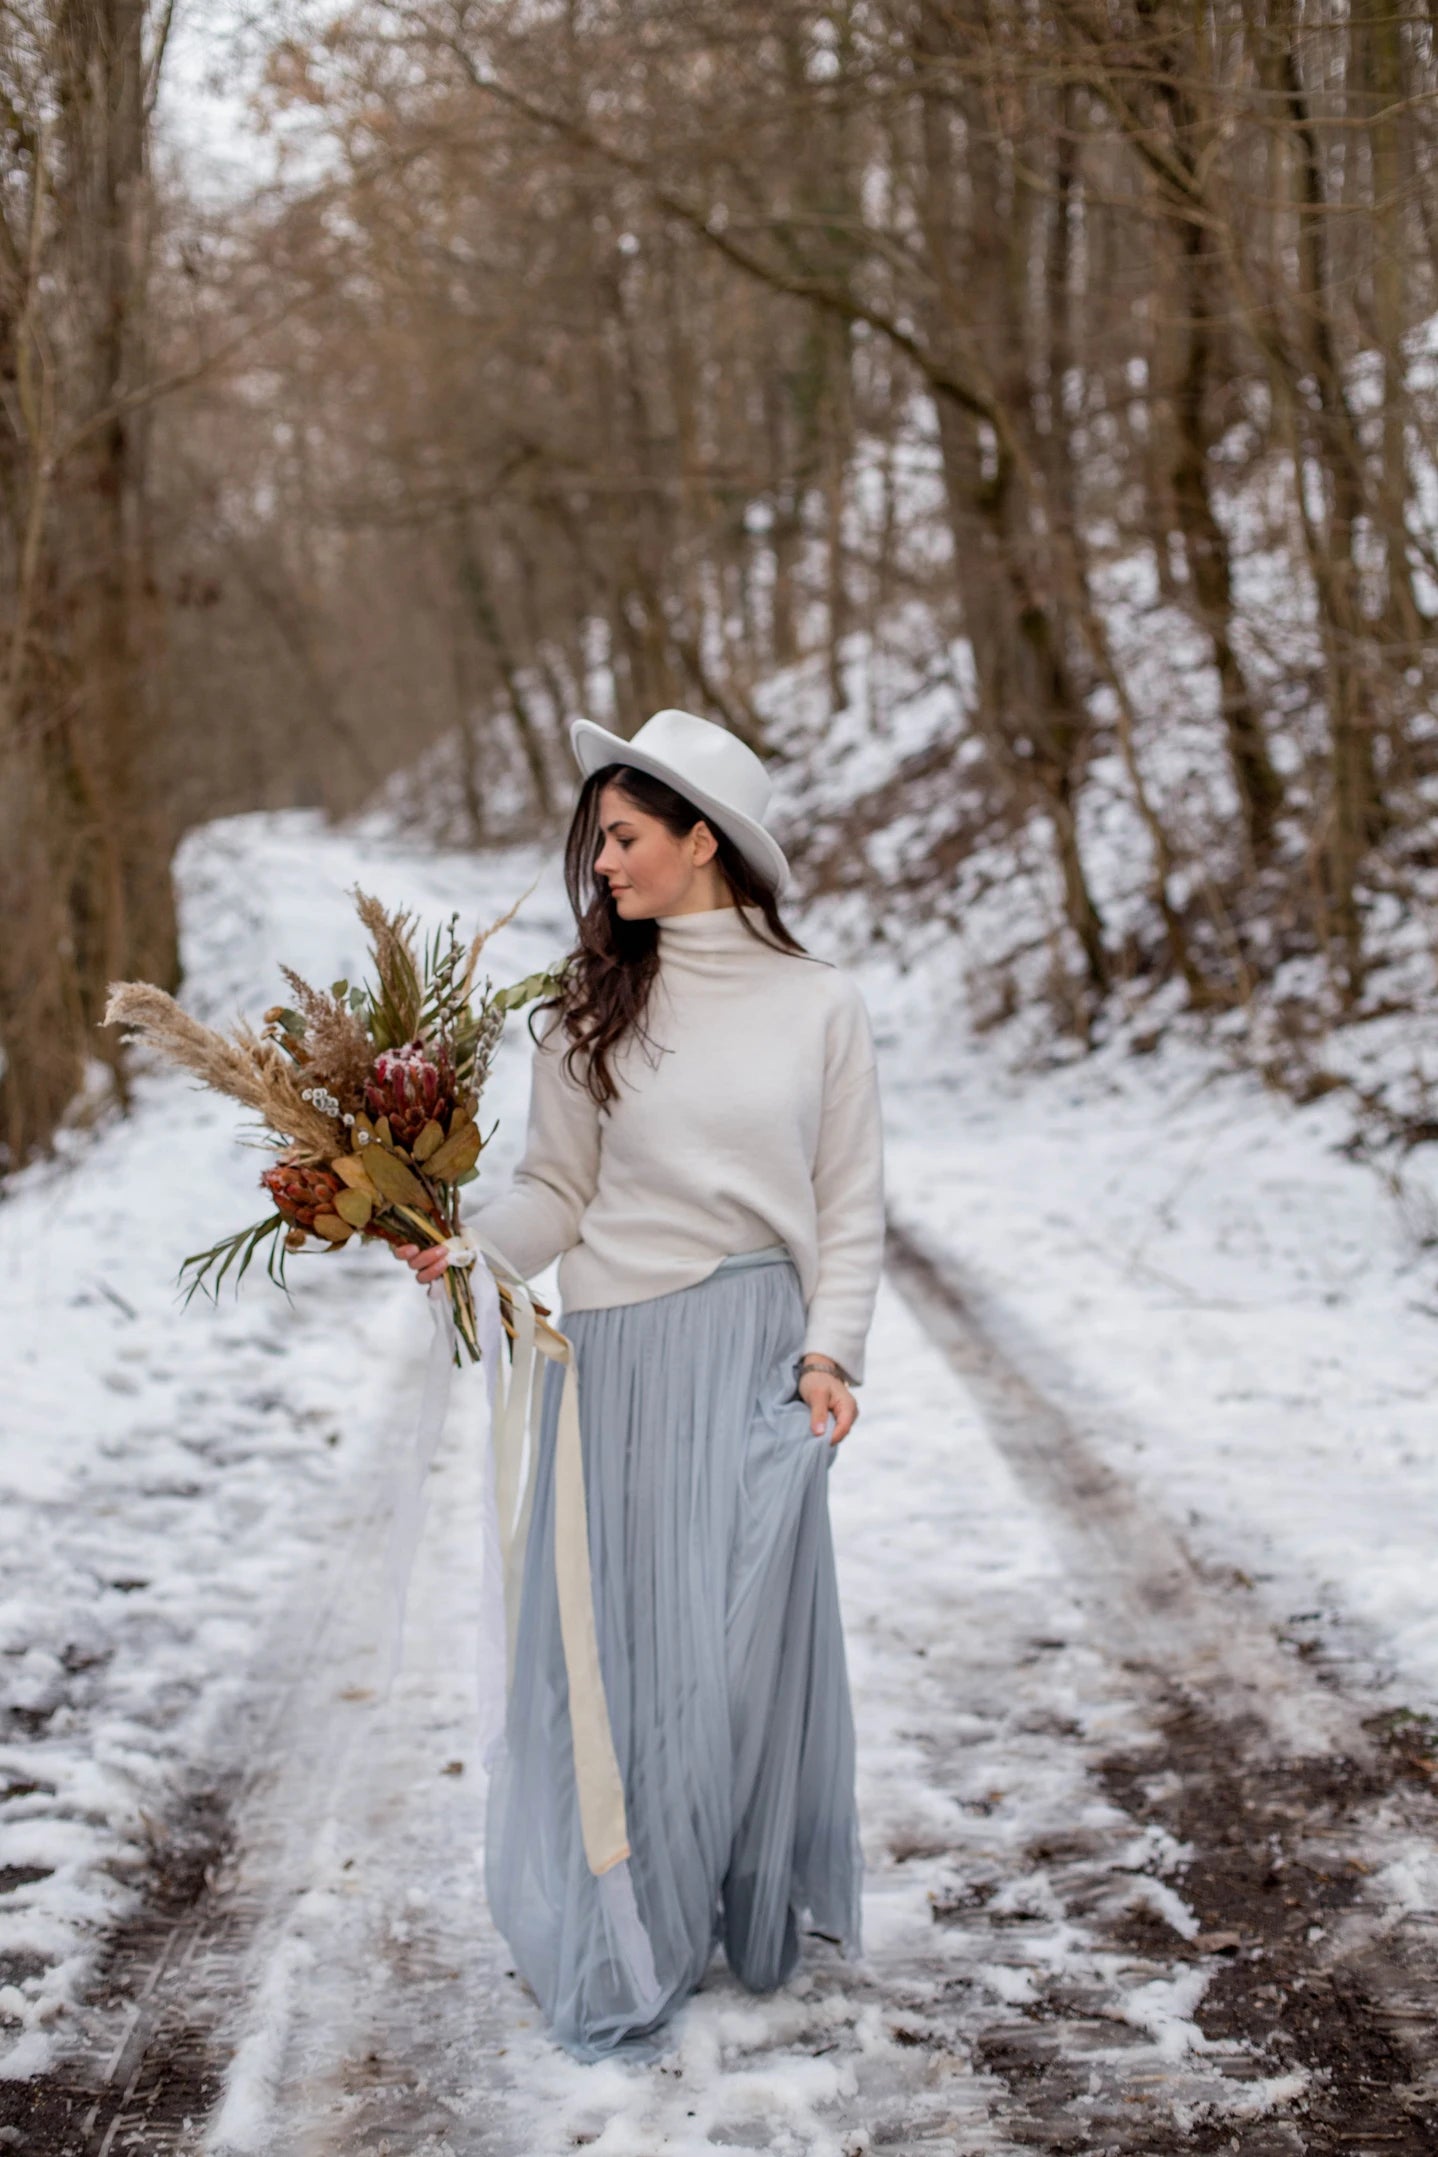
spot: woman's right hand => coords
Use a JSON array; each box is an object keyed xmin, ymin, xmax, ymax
[{"xmin": 394, "ymin": 1240, "xmax": 452, "ymax": 1287}]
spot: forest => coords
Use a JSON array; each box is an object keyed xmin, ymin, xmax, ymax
[{"xmin": 4, "ymin": 0, "xmax": 1438, "ymax": 1168}]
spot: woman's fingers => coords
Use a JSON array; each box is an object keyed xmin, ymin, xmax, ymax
[{"xmin": 799, "ymin": 1372, "xmax": 858, "ymax": 1445}]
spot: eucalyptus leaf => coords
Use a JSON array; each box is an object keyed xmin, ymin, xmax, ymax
[
  {"xmin": 493, "ymin": 962, "xmax": 568, "ymax": 1013},
  {"xmin": 334, "ymin": 1187, "xmax": 373, "ymax": 1229},
  {"xmin": 425, "ymin": 1118, "xmax": 481, "ymax": 1180},
  {"xmin": 364, "ymin": 1144, "xmax": 433, "ymax": 1211}
]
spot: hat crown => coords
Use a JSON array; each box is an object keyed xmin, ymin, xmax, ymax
[
  {"xmin": 624, "ymin": 709, "xmax": 771, "ymax": 823},
  {"xmin": 568, "ymin": 705, "xmax": 790, "ymax": 895}
]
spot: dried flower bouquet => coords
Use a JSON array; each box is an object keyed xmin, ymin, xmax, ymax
[{"xmin": 103, "ymin": 886, "xmax": 566, "ymax": 1365}]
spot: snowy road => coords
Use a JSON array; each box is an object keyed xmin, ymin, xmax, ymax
[{"xmin": 4, "ymin": 811, "xmax": 1438, "ymax": 2154}]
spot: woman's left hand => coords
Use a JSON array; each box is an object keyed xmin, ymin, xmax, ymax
[{"xmin": 798, "ymin": 1369, "xmax": 858, "ymax": 1447}]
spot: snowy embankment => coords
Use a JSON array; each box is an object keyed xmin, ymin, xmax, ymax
[
  {"xmin": 0, "ymin": 803, "xmax": 1435, "ymax": 2150},
  {"xmin": 872, "ymin": 925, "xmax": 1438, "ymax": 1709}
]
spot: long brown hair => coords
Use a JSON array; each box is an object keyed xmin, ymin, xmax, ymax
[{"xmin": 532, "ymin": 761, "xmax": 818, "ymax": 1108}]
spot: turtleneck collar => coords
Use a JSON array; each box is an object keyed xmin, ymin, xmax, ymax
[{"xmin": 654, "ymin": 903, "xmax": 769, "ymax": 949}]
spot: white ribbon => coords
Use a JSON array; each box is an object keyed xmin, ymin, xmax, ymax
[
  {"xmin": 381, "ymin": 1277, "xmax": 460, "ymax": 1690},
  {"xmin": 464, "ymin": 1226, "xmax": 633, "ymax": 1880},
  {"xmin": 383, "ymin": 1228, "xmax": 634, "ymax": 1883},
  {"xmin": 474, "ymin": 1271, "xmax": 509, "ymax": 1764}
]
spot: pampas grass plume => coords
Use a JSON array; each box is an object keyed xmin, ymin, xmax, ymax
[{"xmin": 102, "ymin": 981, "xmax": 342, "ymax": 1159}]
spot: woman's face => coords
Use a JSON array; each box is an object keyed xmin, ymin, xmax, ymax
[{"xmin": 593, "ymin": 781, "xmax": 719, "ymax": 920}]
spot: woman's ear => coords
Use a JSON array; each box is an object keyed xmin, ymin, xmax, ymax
[{"xmin": 690, "ymin": 819, "xmax": 719, "ymax": 868}]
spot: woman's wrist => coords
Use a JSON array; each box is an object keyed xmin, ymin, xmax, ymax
[{"xmin": 796, "ymin": 1353, "xmax": 853, "ymax": 1387}]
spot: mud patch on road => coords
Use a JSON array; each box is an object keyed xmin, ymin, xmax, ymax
[
  {"xmin": 1099, "ymin": 1698, "xmax": 1438, "ymax": 2152},
  {"xmin": 954, "ymin": 1697, "xmax": 1438, "ymax": 2152},
  {"xmin": 0, "ymin": 1779, "xmax": 238, "ymax": 2157}
]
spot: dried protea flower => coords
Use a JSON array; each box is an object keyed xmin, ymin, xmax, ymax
[
  {"xmin": 261, "ymin": 1161, "xmax": 345, "ymax": 1230},
  {"xmin": 364, "ymin": 1041, "xmax": 457, "ymax": 1149}
]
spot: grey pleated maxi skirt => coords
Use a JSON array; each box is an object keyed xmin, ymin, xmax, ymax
[{"xmin": 483, "ymin": 1243, "xmax": 863, "ymax": 2062}]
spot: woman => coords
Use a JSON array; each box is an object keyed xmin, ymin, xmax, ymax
[{"xmin": 395, "ymin": 707, "xmax": 885, "ymax": 2061}]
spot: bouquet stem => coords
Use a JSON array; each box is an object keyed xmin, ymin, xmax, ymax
[{"xmin": 389, "ymin": 1202, "xmax": 481, "ymax": 1365}]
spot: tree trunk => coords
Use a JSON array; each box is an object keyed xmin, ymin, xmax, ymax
[
  {"xmin": 1169, "ymin": 215, "xmax": 1285, "ymax": 854},
  {"xmin": 1, "ymin": 0, "xmax": 179, "ymax": 1167},
  {"xmin": 916, "ymin": 2, "xmax": 1109, "ymax": 994},
  {"xmin": 1279, "ymin": 29, "xmax": 1373, "ymax": 992},
  {"xmin": 458, "ymin": 521, "xmax": 555, "ymax": 818}
]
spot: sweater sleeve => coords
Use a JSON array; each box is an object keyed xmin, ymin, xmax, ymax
[
  {"xmin": 468, "ymin": 1010, "xmax": 601, "ymax": 1281},
  {"xmin": 802, "ymin": 980, "xmax": 885, "ymax": 1385}
]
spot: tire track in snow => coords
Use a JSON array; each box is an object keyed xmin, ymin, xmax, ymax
[
  {"xmin": 886, "ymin": 1214, "xmax": 1438, "ymax": 2153},
  {"xmin": 884, "ymin": 1218, "xmax": 1354, "ymax": 1747},
  {"xmin": 199, "ymin": 1353, "xmax": 519, "ymax": 2157},
  {"xmin": 1, "ymin": 1294, "xmax": 474, "ymax": 2157}
]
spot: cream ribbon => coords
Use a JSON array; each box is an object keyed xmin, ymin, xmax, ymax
[
  {"xmin": 462, "ymin": 1226, "xmax": 632, "ymax": 1880},
  {"xmin": 380, "ymin": 1234, "xmax": 633, "ymax": 1883},
  {"xmin": 380, "ymin": 1236, "xmax": 659, "ymax": 2010}
]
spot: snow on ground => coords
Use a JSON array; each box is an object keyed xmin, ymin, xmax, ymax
[
  {"xmin": 200, "ymin": 1224, "xmax": 1144, "ymax": 2157},
  {"xmin": 0, "ymin": 812, "xmax": 560, "ymax": 2077},
  {"xmin": 1, "ymin": 803, "xmax": 1435, "ymax": 2150},
  {"xmin": 859, "ymin": 917, "xmax": 1438, "ymax": 1715}
]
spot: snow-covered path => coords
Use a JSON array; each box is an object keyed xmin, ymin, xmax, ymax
[{"xmin": 3, "ymin": 812, "xmax": 1437, "ymax": 2155}]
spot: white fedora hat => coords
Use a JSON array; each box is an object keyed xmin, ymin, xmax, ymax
[{"xmin": 569, "ymin": 708, "xmax": 791, "ymax": 897}]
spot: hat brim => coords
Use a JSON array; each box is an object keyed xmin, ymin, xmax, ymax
[{"xmin": 570, "ymin": 718, "xmax": 791, "ymax": 899}]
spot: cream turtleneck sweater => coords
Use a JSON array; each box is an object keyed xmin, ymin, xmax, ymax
[{"xmin": 470, "ymin": 904, "xmax": 885, "ymax": 1383}]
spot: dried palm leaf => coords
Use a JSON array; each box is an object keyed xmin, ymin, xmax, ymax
[
  {"xmin": 351, "ymin": 887, "xmax": 423, "ymax": 1047},
  {"xmin": 179, "ymin": 1213, "xmax": 291, "ymax": 1304}
]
